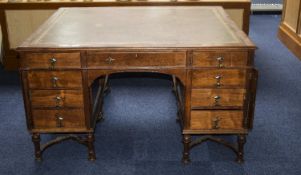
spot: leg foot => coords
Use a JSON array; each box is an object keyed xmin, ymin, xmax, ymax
[
  {"xmin": 32, "ymin": 133, "xmax": 42, "ymax": 161},
  {"xmin": 236, "ymin": 134, "xmax": 246, "ymax": 164},
  {"xmin": 87, "ymin": 133, "xmax": 96, "ymax": 161},
  {"xmin": 182, "ymin": 134, "xmax": 191, "ymax": 164}
]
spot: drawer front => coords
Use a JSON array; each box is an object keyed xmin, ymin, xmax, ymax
[
  {"xmin": 191, "ymin": 89, "xmax": 246, "ymax": 108},
  {"xmin": 28, "ymin": 71, "xmax": 82, "ymax": 89},
  {"xmin": 21, "ymin": 53, "xmax": 81, "ymax": 69},
  {"xmin": 192, "ymin": 51, "xmax": 248, "ymax": 68},
  {"xmin": 30, "ymin": 90, "xmax": 83, "ymax": 108},
  {"xmin": 32, "ymin": 109, "xmax": 85, "ymax": 129},
  {"xmin": 192, "ymin": 69, "xmax": 247, "ymax": 88},
  {"xmin": 87, "ymin": 52, "xmax": 186, "ymax": 67},
  {"xmin": 190, "ymin": 110, "xmax": 244, "ymax": 130}
]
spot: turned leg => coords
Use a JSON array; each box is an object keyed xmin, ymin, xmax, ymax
[
  {"xmin": 32, "ymin": 133, "xmax": 42, "ymax": 161},
  {"xmin": 87, "ymin": 133, "xmax": 96, "ymax": 161},
  {"xmin": 236, "ymin": 134, "xmax": 246, "ymax": 163},
  {"xmin": 182, "ymin": 134, "xmax": 191, "ymax": 164}
]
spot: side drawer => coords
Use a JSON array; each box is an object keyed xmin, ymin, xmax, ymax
[
  {"xmin": 27, "ymin": 71, "xmax": 82, "ymax": 89},
  {"xmin": 192, "ymin": 51, "xmax": 249, "ymax": 67},
  {"xmin": 32, "ymin": 109, "xmax": 85, "ymax": 129},
  {"xmin": 21, "ymin": 52, "xmax": 81, "ymax": 69},
  {"xmin": 86, "ymin": 52, "xmax": 186, "ymax": 67},
  {"xmin": 30, "ymin": 90, "xmax": 83, "ymax": 108},
  {"xmin": 191, "ymin": 89, "xmax": 246, "ymax": 108},
  {"xmin": 190, "ymin": 110, "xmax": 244, "ymax": 130},
  {"xmin": 192, "ymin": 69, "xmax": 247, "ymax": 88}
]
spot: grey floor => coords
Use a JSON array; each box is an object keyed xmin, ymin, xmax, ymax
[{"xmin": 0, "ymin": 15, "xmax": 300, "ymax": 175}]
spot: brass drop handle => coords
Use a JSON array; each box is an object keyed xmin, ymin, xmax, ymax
[
  {"xmin": 54, "ymin": 96, "xmax": 63, "ymax": 107},
  {"xmin": 105, "ymin": 56, "xmax": 115, "ymax": 64},
  {"xmin": 212, "ymin": 117, "xmax": 220, "ymax": 129},
  {"xmin": 55, "ymin": 114, "xmax": 64, "ymax": 128},
  {"xmin": 51, "ymin": 77, "xmax": 59, "ymax": 87},
  {"xmin": 49, "ymin": 57, "xmax": 57, "ymax": 69},
  {"xmin": 215, "ymin": 75, "xmax": 222, "ymax": 87},
  {"xmin": 214, "ymin": 95, "xmax": 221, "ymax": 106},
  {"xmin": 216, "ymin": 57, "xmax": 224, "ymax": 68}
]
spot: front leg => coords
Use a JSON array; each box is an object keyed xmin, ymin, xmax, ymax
[
  {"xmin": 32, "ymin": 133, "xmax": 42, "ymax": 161},
  {"xmin": 87, "ymin": 133, "xmax": 96, "ymax": 161},
  {"xmin": 236, "ymin": 134, "xmax": 246, "ymax": 163},
  {"xmin": 182, "ymin": 134, "xmax": 191, "ymax": 164}
]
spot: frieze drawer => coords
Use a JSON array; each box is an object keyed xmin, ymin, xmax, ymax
[
  {"xmin": 21, "ymin": 52, "xmax": 81, "ymax": 69},
  {"xmin": 30, "ymin": 90, "xmax": 83, "ymax": 108},
  {"xmin": 192, "ymin": 69, "xmax": 247, "ymax": 88},
  {"xmin": 191, "ymin": 89, "xmax": 246, "ymax": 109},
  {"xmin": 86, "ymin": 52, "xmax": 186, "ymax": 67},
  {"xmin": 192, "ymin": 51, "xmax": 249, "ymax": 68},
  {"xmin": 27, "ymin": 71, "xmax": 82, "ymax": 89},
  {"xmin": 190, "ymin": 110, "xmax": 244, "ymax": 130},
  {"xmin": 32, "ymin": 109, "xmax": 85, "ymax": 129}
]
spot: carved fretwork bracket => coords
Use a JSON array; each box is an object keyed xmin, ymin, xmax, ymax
[
  {"xmin": 32, "ymin": 133, "xmax": 96, "ymax": 161},
  {"xmin": 183, "ymin": 134, "xmax": 247, "ymax": 163},
  {"xmin": 40, "ymin": 134, "xmax": 88, "ymax": 153}
]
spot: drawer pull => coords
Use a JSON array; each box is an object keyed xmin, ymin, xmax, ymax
[
  {"xmin": 55, "ymin": 114, "xmax": 64, "ymax": 128},
  {"xmin": 49, "ymin": 57, "xmax": 57, "ymax": 69},
  {"xmin": 215, "ymin": 75, "xmax": 222, "ymax": 87},
  {"xmin": 216, "ymin": 57, "xmax": 224, "ymax": 68},
  {"xmin": 51, "ymin": 77, "xmax": 59, "ymax": 87},
  {"xmin": 105, "ymin": 56, "xmax": 115, "ymax": 64},
  {"xmin": 214, "ymin": 95, "xmax": 221, "ymax": 106},
  {"xmin": 212, "ymin": 117, "xmax": 220, "ymax": 129},
  {"xmin": 54, "ymin": 96, "xmax": 64, "ymax": 107}
]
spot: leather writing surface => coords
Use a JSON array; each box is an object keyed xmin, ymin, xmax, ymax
[{"xmin": 19, "ymin": 7, "xmax": 254, "ymax": 48}]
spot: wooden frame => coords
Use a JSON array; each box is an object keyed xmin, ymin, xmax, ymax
[{"xmin": 0, "ymin": 0, "xmax": 251, "ymax": 70}]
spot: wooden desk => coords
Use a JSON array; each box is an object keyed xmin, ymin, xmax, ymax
[
  {"xmin": 17, "ymin": 6, "xmax": 257, "ymax": 163},
  {"xmin": 0, "ymin": 0, "xmax": 251, "ymax": 70}
]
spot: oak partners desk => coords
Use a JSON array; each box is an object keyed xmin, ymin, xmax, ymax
[{"xmin": 17, "ymin": 6, "xmax": 257, "ymax": 163}]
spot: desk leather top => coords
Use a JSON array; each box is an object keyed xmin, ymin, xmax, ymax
[{"xmin": 18, "ymin": 6, "xmax": 255, "ymax": 49}]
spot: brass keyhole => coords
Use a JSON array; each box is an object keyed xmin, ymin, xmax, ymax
[
  {"xmin": 55, "ymin": 114, "xmax": 64, "ymax": 128},
  {"xmin": 49, "ymin": 57, "xmax": 57, "ymax": 69},
  {"xmin": 214, "ymin": 95, "xmax": 221, "ymax": 106},
  {"xmin": 216, "ymin": 57, "xmax": 224, "ymax": 68},
  {"xmin": 51, "ymin": 77, "xmax": 59, "ymax": 87},
  {"xmin": 215, "ymin": 75, "xmax": 222, "ymax": 87},
  {"xmin": 54, "ymin": 96, "xmax": 64, "ymax": 107},
  {"xmin": 212, "ymin": 117, "xmax": 220, "ymax": 129}
]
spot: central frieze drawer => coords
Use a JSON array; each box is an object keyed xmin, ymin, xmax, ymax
[
  {"xmin": 27, "ymin": 71, "xmax": 82, "ymax": 89},
  {"xmin": 190, "ymin": 110, "xmax": 244, "ymax": 130},
  {"xmin": 86, "ymin": 52, "xmax": 186, "ymax": 67},
  {"xmin": 192, "ymin": 51, "xmax": 249, "ymax": 68},
  {"xmin": 21, "ymin": 52, "xmax": 81, "ymax": 69},
  {"xmin": 192, "ymin": 69, "xmax": 247, "ymax": 88},
  {"xmin": 191, "ymin": 89, "xmax": 246, "ymax": 108},
  {"xmin": 32, "ymin": 109, "xmax": 85, "ymax": 129},
  {"xmin": 30, "ymin": 90, "xmax": 83, "ymax": 108}
]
